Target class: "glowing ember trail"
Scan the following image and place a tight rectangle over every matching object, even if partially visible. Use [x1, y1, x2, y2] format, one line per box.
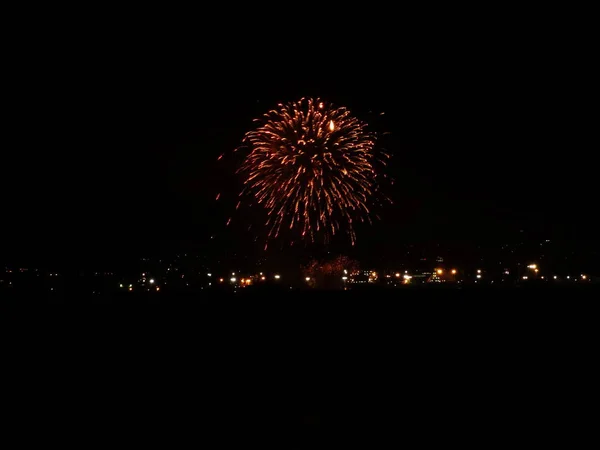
[236, 97, 389, 245]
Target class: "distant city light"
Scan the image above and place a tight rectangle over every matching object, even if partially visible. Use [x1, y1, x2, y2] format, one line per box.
[9, 244, 590, 295]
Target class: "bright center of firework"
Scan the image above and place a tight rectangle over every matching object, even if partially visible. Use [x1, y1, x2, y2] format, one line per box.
[239, 97, 379, 245]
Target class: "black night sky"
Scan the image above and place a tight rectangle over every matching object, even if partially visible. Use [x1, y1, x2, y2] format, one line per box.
[3, 15, 597, 271]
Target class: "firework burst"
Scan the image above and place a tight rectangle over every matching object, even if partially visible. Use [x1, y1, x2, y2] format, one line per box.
[237, 97, 389, 246]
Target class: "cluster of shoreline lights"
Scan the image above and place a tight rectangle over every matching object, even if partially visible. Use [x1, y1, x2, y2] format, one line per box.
[433, 264, 589, 283]
[117, 264, 590, 291]
[216, 272, 281, 286]
[119, 272, 283, 291]
[429, 264, 589, 283]
[119, 276, 160, 292]
[321, 265, 590, 285]
[521, 264, 588, 282]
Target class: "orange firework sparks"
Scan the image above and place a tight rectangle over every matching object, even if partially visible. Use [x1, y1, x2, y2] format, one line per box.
[237, 98, 388, 245]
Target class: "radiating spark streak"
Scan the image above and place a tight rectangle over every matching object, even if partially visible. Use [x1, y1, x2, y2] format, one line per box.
[237, 97, 388, 244]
